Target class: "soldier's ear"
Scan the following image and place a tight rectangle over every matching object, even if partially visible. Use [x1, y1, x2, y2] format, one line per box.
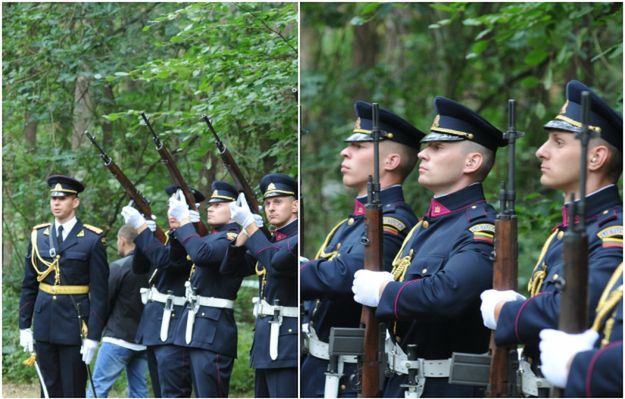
[463, 152, 482, 174]
[72, 196, 80, 209]
[383, 153, 401, 172]
[588, 145, 609, 172]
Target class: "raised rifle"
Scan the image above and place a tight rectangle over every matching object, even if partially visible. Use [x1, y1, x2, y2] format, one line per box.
[487, 99, 522, 397]
[141, 112, 208, 236]
[359, 103, 384, 397]
[202, 115, 270, 237]
[553, 91, 593, 396]
[84, 130, 167, 244]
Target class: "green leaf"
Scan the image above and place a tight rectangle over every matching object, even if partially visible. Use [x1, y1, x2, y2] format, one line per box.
[523, 48, 548, 66]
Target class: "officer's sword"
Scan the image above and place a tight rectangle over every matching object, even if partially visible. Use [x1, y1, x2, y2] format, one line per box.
[29, 354, 50, 399]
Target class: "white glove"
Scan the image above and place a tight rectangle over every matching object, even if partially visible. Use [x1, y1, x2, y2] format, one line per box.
[121, 206, 146, 229]
[480, 289, 526, 330]
[19, 328, 34, 353]
[189, 210, 200, 223]
[81, 338, 99, 365]
[145, 219, 157, 232]
[229, 193, 255, 228]
[253, 214, 264, 228]
[168, 197, 189, 222]
[352, 269, 394, 307]
[539, 329, 599, 388]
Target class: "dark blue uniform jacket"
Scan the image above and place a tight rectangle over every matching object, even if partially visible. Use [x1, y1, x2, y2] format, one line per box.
[496, 185, 623, 362]
[20, 220, 109, 344]
[224, 219, 298, 369]
[133, 228, 192, 346]
[171, 222, 243, 358]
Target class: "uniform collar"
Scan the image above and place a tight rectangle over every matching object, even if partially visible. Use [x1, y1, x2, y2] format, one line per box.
[213, 222, 240, 233]
[561, 184, 621, 227]
[273, 218, 298, 240]
[354, 185, 405, 216]
[55, 216, 77, 239]
[426, 183, 485, 218]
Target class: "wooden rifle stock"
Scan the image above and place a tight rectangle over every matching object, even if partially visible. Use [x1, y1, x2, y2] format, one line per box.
[84, 131, 167, 244]
[141, 113, 208, 236]
[359, 103, 383, 397]
[202, 115, 270, 237]
[487, 99, 520, 397]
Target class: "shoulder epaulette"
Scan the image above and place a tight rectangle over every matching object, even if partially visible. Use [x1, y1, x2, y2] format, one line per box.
[83, 224, 103, 234]
[32, 223, 50, 230]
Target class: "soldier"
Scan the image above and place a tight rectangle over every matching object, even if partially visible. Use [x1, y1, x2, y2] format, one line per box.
[539, 263, 622, 397]
[480, 80, 623, 395]
[300, 101, 423, 397]
[19, 175, 109, 397]
[167, 181, 243, 398]
[352, 96, 507, 397]
[226, 173, 299, 397]
[121, 186, 204, 397]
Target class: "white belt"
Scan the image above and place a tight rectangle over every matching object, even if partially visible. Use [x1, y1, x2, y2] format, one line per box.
[193, 295, 234, 309]
[519, 358, 551, 397]
[387, 342, 451, 377]
[307, 326, 357, 363]
[253, 297, 298, 318]
[147, 287, 186, 306]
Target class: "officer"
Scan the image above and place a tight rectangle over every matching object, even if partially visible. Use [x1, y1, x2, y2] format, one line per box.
[353, 96, 506, 397]
[167, 181, 243, 398]
[19, 175, 109, 397]
[226, 173, 299, 397]
[480, 80, 623, 395]
[121, 186, 204, 397]
[300, 101, 423, 397]
[539, 263, 622, 397]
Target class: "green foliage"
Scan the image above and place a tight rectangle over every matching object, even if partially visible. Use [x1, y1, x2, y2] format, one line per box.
[301, 2, 622, 285]
[2, 3, 296, 394]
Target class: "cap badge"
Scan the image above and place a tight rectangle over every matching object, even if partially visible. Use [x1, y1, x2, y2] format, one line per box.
[212, 190, 218, 197]
[54, 183, 63, 191]
[354, 117, 362, 130]
[559, 100, 569, 115]
[431, 114, 440, 129]
[267, 183, 277, 191]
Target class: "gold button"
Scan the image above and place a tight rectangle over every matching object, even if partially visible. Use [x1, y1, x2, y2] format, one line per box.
[387, 133, 394, 139]
[340, 384, 346, 391]
[423, 221, 429, 229]
[201, 312, 205, 316]
[557, 231, 564, 240]
[186, 255, 192, 261]
[396, 336, 401, 343]
[52, 295, 57, 300]
[552, 273, 559, 281]
[471, 205, 477, 209]
[422, 268, 428, 274]
[336, 243, 342, 250]
[288, 328, 293, 333]
[603, 210, 609, 214]
[348, 218, 354, 225]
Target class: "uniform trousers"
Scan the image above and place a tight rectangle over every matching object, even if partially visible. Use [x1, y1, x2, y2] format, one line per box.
[35, 341, 87, 398]
[151, 345, 192, 397]
[188, 347, 234, 398]
[255, 367, 297, 398]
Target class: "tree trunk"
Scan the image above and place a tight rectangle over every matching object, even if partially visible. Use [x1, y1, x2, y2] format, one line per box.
[72, 75, 95, 150]
[24, 110, 38, 153]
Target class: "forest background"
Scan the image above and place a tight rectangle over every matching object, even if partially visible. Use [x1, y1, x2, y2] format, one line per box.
[301, 2, 623, 288]
[2, 3, 297, 397]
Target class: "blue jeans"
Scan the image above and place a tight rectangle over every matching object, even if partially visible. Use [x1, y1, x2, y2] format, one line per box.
[86, 342, 148, 398]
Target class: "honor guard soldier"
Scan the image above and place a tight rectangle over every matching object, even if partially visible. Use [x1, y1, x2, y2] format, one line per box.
[19, 175, 109, 397]
[225, 173, 299, 397]
[353, 97, 507, 397]
[480, 80, 623, 396]
[121, 186, 204, 397]
[540, 262, 623, 397]
[300, 101, 423, 397]
[167, 181, 243, 398]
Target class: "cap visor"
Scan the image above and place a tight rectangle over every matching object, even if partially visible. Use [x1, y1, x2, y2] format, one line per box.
[421, 132, 465, 143]
[344, 133, 373, 143]
[543, 120, 579, 133]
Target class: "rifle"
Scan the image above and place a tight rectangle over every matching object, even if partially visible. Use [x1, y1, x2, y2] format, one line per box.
[84, 131, 167, 244]
[487, 99, 522, 397]
[359, 103, 384, 397]
[553, 91, 593, 396]
[202, 115, 270, 237]
[140, 113, 208, 236]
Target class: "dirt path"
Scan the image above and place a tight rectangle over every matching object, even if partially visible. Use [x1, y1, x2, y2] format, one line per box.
[3, 383, 40, 398]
